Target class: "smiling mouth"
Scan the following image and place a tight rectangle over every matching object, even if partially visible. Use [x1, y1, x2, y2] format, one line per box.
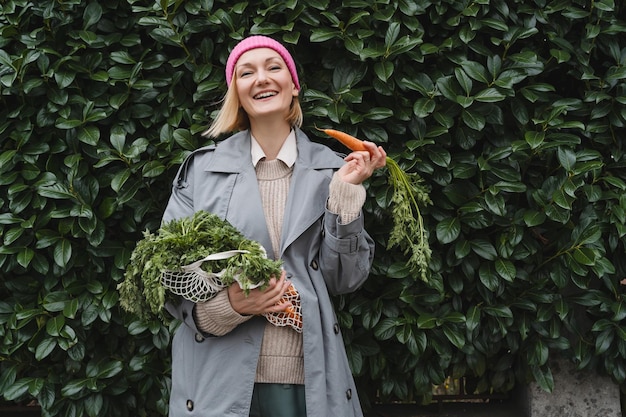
[254, 91, 278, 99]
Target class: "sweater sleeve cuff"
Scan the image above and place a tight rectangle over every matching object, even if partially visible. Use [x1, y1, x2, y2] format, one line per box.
[327, 172, 367, 224]
[193, 290, 252, 336]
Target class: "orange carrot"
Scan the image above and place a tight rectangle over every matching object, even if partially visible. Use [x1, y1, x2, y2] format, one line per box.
[316, 127, 368, 152]
[282, 305, 301, 325]
[279, 284, 302, 325]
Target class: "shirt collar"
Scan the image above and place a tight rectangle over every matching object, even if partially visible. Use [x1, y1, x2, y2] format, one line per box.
[250, 130, 297, 167]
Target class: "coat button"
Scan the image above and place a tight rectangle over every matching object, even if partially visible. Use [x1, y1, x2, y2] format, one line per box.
[333, 323, 340, 334]
[310, 259, 319, 270]
[186, 399, 194, 411]
[194, 333, 204, 343]
[346, 389, 352, 400]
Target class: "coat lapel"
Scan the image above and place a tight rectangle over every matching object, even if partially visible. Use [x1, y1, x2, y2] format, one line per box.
[280, 129, 344, 256]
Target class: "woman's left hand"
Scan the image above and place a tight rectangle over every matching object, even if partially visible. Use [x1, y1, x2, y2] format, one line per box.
[337, 141, 387, 185]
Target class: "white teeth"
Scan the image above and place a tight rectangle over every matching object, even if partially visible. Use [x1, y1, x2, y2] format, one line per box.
[254, 91, 277, 99]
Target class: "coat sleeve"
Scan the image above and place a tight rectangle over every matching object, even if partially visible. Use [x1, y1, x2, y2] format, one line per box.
[320, 210, 374, 295]
[319, 174, 375, 295]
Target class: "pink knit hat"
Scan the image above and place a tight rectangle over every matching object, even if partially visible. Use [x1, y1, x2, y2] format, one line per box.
[225, 35, 300, 90]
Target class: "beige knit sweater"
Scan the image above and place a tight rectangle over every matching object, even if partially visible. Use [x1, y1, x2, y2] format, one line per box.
[194, 158, 366, 384]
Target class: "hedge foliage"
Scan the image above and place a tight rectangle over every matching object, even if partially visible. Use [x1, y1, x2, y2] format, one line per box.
[1, 0, 626, 415]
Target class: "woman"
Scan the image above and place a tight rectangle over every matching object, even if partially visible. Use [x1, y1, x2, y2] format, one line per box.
[162, 35, 386, 417]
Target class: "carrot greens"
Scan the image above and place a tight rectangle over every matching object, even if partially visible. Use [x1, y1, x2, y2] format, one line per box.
[384, 157, 432, 282]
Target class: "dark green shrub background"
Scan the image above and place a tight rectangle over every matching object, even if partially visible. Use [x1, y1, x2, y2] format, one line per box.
[1, 0, 626, 415]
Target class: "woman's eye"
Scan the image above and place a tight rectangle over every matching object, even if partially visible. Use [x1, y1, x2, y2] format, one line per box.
[240, 71, 252, 77]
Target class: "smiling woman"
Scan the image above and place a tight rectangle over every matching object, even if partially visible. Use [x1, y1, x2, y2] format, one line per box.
[160, 35, 387, 417]
[203, 36, 303, 138]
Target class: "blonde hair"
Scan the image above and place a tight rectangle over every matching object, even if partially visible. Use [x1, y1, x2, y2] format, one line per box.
[203, 76, 303, 138]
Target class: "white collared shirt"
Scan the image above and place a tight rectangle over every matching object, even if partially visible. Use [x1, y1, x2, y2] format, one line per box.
[251, 130, 297, 167]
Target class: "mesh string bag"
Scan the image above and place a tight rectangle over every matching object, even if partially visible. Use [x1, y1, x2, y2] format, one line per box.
[161, 249, 303, 332]
[161, 249, 253, 302]
[263, 283, 303, 333]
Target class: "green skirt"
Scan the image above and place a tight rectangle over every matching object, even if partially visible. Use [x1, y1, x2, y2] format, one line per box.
[249, 383, 306, 417]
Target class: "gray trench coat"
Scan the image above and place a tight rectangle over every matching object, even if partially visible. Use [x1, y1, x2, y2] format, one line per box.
[162, 128, 375, 417]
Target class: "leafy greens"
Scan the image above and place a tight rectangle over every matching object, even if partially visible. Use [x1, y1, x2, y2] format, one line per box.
[118, 210, 283, 321]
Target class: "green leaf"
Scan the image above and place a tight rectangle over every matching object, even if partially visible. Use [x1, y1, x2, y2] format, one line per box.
[531, 365, 554, 392]
[364, 107, 393, 120]
[550, 48, 571, 64]
[557, 147, 576, 171]
[460, 60, 490, 84]
[61, 378, 91, 398]
[471, 239, 497, 260]
[595, 329, 614, 355]
[479, 263, 500, 291]
[17, 248, 34, 268]
[436, 76, 459, 101]
[310, 28, 342, 42]
[111, 169, 131, 193]
[172, 128, 195, 149]
[386, 262, 411, 279]
[523, 210, 546, 227]
[416, 314, 437, 329]
[428, 146, 452, 167]
[46, 314, 65, 336]
[443, 323, 465, 349]
[42, 291, 70, 312]
[85, 394, 104, 417]
[142, 161, 166, 178]
[525, 131, 545, 148]
[78, 126, 100, 145]
[461, 109, 486, 131]
[484, 191, 505, 216]
[374, 61, 394, 82]
[413, 98, 435, 118]
[54, 71, 75, 89]
[53, 239, 72, 267]
[572, 247, 596, 266]
[38, 183, 75, 200]
[83, 2, 103, 29]
[436, 217, 460, 244]
[495, 258, 516, 282]
[475, 87, 506, 102]
[466, 305, 480, 332]
[35, 338, 57, 361]
[4, 378, 30, 401]
[109, 51, 136, 65]
[384, 22, 400, 48]
[0, 365, 17, 395]
[455, 67, 473, 95]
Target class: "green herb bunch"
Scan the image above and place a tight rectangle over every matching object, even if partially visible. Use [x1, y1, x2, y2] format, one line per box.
[118, 210, 283, 321]
[385, 158, 433, 282]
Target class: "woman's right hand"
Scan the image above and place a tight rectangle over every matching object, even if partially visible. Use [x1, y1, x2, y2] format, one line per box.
[337, 140, 387, 185]
[228, 269, 292, 315]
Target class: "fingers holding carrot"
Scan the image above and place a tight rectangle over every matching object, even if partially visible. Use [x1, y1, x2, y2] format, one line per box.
[346, 140, 387, 170]
[317, 127, 387, 184]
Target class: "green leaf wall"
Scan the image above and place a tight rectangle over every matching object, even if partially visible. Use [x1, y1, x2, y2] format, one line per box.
[1, 0, 626, 414]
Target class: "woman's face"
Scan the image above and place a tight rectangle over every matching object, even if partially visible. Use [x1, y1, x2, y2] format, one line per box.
[234, 48, 299, 123]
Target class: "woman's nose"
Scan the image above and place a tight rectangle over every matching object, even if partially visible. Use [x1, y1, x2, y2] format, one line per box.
[256, 69, 268, 83]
